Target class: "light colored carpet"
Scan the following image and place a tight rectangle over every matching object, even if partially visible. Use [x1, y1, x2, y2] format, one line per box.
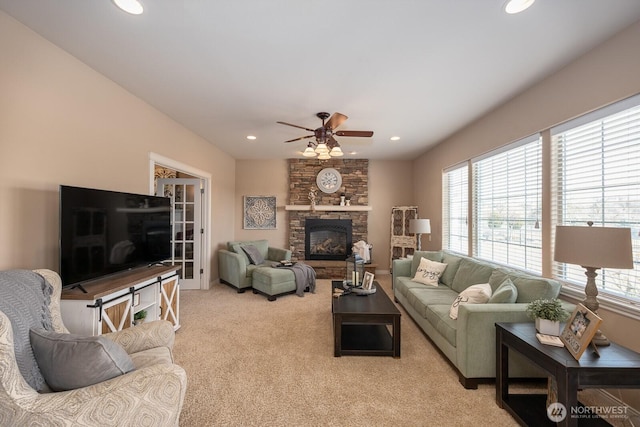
[174, 275, 522, 426]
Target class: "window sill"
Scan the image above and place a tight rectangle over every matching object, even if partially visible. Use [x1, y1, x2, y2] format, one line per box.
[559, 283, 640, 321]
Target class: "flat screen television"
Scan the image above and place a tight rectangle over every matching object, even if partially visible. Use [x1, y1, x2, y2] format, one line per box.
[59, 185, 171, 288]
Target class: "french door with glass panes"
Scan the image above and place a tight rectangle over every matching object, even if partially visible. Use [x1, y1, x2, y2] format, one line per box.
[156, 178, 203, 289]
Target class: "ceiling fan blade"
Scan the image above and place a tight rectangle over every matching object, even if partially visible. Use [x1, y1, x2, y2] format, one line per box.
[277, 121, 315, 132]
[325, 113, 348, 130]
[327, 135, 339, 148]
[284, 135, 314, 143]
[335, 130, 374, 138]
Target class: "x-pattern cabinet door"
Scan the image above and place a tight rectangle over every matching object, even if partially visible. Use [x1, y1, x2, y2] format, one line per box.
[160, 275, 180, 330]
[100, 294, 132, 335]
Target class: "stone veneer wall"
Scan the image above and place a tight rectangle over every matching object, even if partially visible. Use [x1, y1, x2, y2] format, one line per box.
[288, 159, 368, 261]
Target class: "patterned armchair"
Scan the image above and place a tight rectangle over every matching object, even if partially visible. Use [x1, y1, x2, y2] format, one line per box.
[0, 269, 187, 426]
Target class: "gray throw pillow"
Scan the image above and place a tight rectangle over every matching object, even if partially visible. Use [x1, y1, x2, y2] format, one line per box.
[30, 328, 135, 392]
[242, 245, 264, 265]
[488, 278, 518, 303]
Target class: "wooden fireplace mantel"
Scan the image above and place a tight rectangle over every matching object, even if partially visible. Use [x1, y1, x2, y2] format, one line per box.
[284, 205, 372, 212]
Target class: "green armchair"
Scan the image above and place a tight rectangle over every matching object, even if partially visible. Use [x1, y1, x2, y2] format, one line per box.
[218, 240, 291, 292]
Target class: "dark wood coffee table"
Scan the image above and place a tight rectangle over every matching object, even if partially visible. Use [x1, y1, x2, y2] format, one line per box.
[331, 280, 401, 358]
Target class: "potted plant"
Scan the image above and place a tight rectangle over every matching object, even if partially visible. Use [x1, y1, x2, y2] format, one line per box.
[133, 309, 147, 326]
[526, 299, 569, 336]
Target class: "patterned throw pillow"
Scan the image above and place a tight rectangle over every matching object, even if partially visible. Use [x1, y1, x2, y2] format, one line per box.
[412, 258, 448, 286]
[449, 283, 492, 320]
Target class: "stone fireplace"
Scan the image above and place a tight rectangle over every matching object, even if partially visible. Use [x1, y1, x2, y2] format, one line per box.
[287, 159, 369, 272]
[305, 219, 352, 260]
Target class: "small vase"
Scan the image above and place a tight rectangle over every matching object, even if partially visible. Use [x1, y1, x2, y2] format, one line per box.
[536, 318, 560, 336]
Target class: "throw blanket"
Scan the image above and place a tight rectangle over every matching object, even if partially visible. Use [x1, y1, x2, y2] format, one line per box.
[0, 270, 53, 391]
[274, 263, 316, 297]
[353, 240, 372, 263]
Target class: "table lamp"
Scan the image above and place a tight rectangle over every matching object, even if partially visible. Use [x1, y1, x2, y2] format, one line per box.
[409, 219, 431, 251]
[554, 222, 633, 346]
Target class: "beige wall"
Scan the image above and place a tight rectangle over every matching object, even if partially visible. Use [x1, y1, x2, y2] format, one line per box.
[0, 11, 236, 282]
[235, 159, 414, 271]
[413, 20, 640, 408]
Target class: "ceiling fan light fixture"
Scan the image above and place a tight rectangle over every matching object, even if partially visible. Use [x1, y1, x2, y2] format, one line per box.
[329, 146, 344, 157]
[504, 0, 535, 14]
[317, 152, 331, 160]
[303, 145, 317, 157]
[315, 143, 329, 154]
[113, 0, 144, 15]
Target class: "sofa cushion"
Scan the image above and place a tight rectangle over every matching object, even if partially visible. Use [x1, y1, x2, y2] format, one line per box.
[394, 277, 436, 298]
[488, 278, 518, 303]
[451, 258, 495, 293]
[30, 328, 135, 392]
[440, 252, 463, 287]
[425, 305, 458, 347]
[508, 272, 561, 303]
[410, 251, 442, 277]
[231, 244, 251, 265]
[241, 245, 265, 265]
[412, 258, 447, 286]
[488, 268, 512, 292]
[407, 287, 459, 318]
[449, 283, 492, 320]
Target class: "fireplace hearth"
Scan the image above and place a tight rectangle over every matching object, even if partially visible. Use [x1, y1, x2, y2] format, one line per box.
[305, 219, 352, 261]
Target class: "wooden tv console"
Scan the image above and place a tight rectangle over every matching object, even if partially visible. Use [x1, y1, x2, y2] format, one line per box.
[61, 265, 180, 336]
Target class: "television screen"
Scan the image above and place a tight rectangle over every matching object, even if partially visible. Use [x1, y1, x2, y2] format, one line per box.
[60, 185, 171, 287]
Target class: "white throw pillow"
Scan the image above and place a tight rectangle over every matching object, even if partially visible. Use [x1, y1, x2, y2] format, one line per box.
[412, 258, 448, 286]
[449, 283, 492, 320]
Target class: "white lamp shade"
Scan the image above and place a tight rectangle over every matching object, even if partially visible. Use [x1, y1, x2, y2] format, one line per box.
[554, 225, 633, 269]
[302, 146, 317, 157]
[317, 152, 331, 160]
[315, 143, 329, 154]
[329, 146, 344, 157]
[409, 219, 431, 234]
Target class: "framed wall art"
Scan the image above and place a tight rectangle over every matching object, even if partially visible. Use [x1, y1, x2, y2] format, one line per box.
[559, 303, 602, 361]
[243, 196, 277, 230]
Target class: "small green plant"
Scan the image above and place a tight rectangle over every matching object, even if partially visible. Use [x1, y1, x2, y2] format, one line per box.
[526, 299, 569, 322]
[134, 309, 147, 321]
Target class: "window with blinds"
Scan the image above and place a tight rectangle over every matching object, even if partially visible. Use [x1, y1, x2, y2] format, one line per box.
[442, 164, 468, 254]
[473, 137, 542, 273]
[552, 96, 640, 302]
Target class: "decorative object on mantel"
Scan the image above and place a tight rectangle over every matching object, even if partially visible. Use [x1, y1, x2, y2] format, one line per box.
[409, 218, 431, 251]
[554, 222, 633, 346]
[308, 188, 317, 211]
[340, 194, 346, 206]
[345, 198, 351, 206]
[243, 196, 277, 229]
[316, 168, 342, 193]
[526, 298, 569, 336]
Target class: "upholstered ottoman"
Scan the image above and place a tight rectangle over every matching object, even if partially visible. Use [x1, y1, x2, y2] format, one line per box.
[252, 267, 296, 301]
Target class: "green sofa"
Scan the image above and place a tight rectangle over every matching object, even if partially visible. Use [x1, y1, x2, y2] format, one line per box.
[393, 250, 571, 389]
[218, 240, 291, 292]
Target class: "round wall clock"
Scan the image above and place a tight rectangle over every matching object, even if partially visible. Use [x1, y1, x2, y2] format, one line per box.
[316, 168, 342, 193]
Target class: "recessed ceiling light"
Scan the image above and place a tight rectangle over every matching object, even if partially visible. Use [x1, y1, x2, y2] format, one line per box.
[504, 0, 535, 14]
[246, 135, 257, 140]
[390, 136, 401, 141]
[113, 0, 144, 15]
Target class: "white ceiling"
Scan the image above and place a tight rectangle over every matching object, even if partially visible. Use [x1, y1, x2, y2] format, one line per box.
[2, 1, 640, 160]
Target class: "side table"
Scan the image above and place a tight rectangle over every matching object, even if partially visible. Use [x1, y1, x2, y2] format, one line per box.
[496, 322, 640, 426]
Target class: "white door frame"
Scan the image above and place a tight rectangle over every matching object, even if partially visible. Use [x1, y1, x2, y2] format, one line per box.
[149, 152, 212, 290]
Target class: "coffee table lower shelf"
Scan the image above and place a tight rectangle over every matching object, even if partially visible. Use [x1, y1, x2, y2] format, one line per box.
[339, 324, 394, 356]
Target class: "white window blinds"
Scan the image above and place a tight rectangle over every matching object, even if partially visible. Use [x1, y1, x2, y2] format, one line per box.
[443, 164, 468, 254]
[552, 96, 640, 302]
[473, 137, 542, 273]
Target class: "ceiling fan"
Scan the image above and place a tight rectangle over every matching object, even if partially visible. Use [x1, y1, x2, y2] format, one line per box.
[277, 112, 374, 158]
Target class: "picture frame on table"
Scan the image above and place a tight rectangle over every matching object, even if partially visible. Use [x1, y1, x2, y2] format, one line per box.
[559, 303, 602, 361]
[362, 271, 375, 290]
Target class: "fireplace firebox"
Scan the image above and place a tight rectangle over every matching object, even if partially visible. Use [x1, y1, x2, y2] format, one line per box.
[305, 219, 352, 261]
